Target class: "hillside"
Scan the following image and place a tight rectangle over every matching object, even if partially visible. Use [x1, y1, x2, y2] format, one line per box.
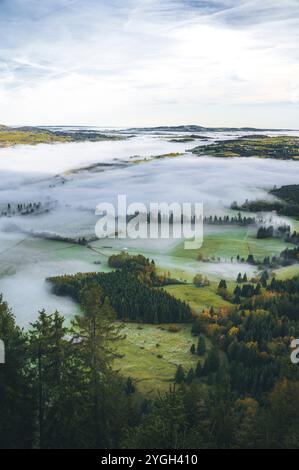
[191, 136, 299, 160]
[0, 125, 126, 147]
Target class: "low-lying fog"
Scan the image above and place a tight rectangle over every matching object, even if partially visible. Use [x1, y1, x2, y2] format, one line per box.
[0, 130, 298, 325]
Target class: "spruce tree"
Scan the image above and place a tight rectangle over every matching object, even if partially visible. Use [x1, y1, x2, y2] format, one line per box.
[175, 365, 185, 384]
[0, 297, 34, 449]
[197, 335, 206, 356]
[186, 368, 195, 385]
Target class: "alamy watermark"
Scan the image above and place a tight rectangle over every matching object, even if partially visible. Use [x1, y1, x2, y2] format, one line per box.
[95, 195, 203, 250]
[291, 339, 299, 365]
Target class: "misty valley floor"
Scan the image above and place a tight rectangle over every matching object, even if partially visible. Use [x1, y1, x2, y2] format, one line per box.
[0, 128, 299, 390]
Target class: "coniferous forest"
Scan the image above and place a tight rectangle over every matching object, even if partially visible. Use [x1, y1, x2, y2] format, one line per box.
[1, 253, 299, 449]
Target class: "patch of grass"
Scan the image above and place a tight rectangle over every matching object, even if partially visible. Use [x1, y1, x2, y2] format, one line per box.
[162, 284, 232, 312]
[274, 264, 299, 280]
[0, 129, 69, 147]
[114, 322, 208, 394]
[131, 152, 184, 164]
[172, 227, 289, 261]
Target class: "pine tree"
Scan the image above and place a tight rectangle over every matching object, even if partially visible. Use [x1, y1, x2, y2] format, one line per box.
[195, 361, 202, 378]
[197, 335, 206, 356]
[175, 365, 185, 384]
[29, 309, 75, 449]
[0, 297, 34, 449]
[203, 348, 220, 376]
[186, 368, 195, 385]
[218, 280, 227, 290]
[72, 282, 123, 448]
[125, 377, 136, 395]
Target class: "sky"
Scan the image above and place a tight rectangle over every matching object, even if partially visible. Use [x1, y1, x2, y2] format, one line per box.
[0, 0, 298, 128]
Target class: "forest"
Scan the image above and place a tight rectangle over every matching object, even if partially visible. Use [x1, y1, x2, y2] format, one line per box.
[1, 252, 298, 449]
[231, 184, 299, 219]
[1, 267, 299, 448]
[48, 254, 192, 324]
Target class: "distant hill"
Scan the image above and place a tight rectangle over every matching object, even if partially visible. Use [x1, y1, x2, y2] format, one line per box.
[123, 125, 289, 133]
[0, 125, 126, 147]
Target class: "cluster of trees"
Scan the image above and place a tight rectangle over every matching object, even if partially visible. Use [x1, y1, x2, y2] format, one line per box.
[193, 274, 210, 288]
[189, 304, 298, 401]
[231, 199, 284, 214]
[285, 230, 299, 245]
[187, 269, 299, 402]
[132, 212, 255, 227]
[0, 290, 135, 449]
[49, 260, 192, 324]
[256, 224, 299, 244]
[124, 379, 299, 449]
[0, 202, 46, 217]
[230, 244, 299, 269]
[233, 283, 261, 301]
[257, 226, 274, 239]
[231, 185, 299, 220]
[217, 271, 299, 317]
[190, 334, 206, 356]
[204, 213, 255, 226]
[108, 253, 182, 287]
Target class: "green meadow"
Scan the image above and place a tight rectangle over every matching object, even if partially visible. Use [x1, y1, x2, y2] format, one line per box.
[162, 283, 232, 312]
[172, 227, 289, 261]
[114, 322, 209, 394]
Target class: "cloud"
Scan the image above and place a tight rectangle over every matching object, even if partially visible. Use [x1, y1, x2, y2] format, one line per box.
[0, 0, 298, 126]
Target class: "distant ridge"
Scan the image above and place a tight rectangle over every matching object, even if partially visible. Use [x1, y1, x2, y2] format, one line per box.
[122, 125, 292, 133]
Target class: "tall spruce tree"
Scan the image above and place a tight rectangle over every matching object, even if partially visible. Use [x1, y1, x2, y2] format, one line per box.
[0, 297, 34, 449]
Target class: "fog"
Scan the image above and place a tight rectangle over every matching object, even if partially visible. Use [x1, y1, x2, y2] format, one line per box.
[0, 131, 298, 325]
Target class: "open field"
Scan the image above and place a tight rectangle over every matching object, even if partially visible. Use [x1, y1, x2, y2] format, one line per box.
[162, 283, 232, 312]
[114, 322, 208, 394]
[274, 264, 299, 280]
[172, 227, 289, 261]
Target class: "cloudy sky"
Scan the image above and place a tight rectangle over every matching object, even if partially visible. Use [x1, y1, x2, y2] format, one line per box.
[0, 0, 298, 127]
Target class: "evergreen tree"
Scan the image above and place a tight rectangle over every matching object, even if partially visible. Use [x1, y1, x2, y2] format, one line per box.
[195, 361, 202, 378]
[175, 365, 185, 384]
[124, 377, 136, 395]
[197, 335, 206, 356]
[0, 297, 34, 449]
[186, 368, 195, 385]
[203, 348, 220, 376]
[72, 282, 123, 448]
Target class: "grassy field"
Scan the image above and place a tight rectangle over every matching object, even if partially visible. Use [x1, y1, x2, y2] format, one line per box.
[162, 283, 232, 312]
[114, 322, 208, 394]
[0, 129, 69, 147]
[172, 227, 289, 262]
[274, 264, 299, 280]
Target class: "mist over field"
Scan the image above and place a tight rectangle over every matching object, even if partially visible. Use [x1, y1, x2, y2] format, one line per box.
[0, 130, 299, 325]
